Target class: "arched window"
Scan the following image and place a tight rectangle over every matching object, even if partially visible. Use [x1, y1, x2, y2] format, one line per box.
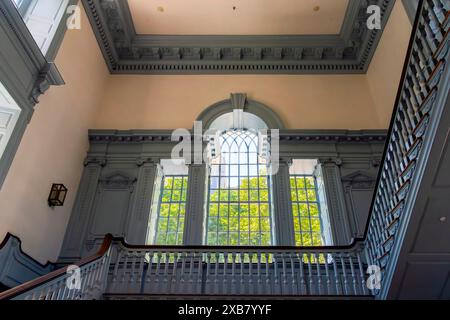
[206, 129, 272, 246]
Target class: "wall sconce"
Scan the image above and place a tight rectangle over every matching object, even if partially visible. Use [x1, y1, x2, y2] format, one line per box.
[48, 184, 67, 207]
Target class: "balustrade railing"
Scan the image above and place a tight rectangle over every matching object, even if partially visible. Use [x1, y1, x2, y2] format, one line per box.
[0, 235, 113, 300]
[105, 241, 369, 297]
[364, 0, 449, 295]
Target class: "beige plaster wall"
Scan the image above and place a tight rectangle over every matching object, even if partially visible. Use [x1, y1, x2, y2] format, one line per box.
[94, 74, 381, 130]
[367, 0, 412, 125]
[0, 8, 109, 263]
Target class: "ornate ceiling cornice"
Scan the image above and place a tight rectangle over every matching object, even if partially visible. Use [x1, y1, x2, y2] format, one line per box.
[82, 0, 395, 74]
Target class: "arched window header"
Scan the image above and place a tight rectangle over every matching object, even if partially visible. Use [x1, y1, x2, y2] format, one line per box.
[196, 93, 285, 130]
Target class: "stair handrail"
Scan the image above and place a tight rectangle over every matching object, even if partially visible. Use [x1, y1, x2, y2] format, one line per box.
[362, 0, 450, 295]
[0, 234, 113, 300]
[111, 236, 366, 252]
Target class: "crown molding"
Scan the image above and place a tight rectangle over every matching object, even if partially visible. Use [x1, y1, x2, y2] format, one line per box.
[82, 0, 395, 74]
[88, 129, 387, 144]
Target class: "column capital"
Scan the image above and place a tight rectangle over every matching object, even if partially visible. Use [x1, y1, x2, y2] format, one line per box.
[83, 157, 106, 167]
[278, 157, 293, 166]
[188, 162, 208, 168]
[136, 157, 159, 167]
[318, 157, 343, 166]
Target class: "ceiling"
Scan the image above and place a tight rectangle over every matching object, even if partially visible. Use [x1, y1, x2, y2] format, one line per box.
[82, 0, 396, 74]
[128, 0, 349, 35]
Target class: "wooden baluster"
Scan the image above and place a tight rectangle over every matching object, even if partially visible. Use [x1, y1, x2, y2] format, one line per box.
[349, 254, 358, 295]
[111, 249, 122, 291]
[419, 25, 435, 58]
[137, 251, 145, 293]
[197, 252, 203, 294]
[281, 252, 287, 294]
[180, 251, 187, 294]
[240, 253, 245, 294]
[333, 253, 341, 295]
[86, 263, 97, 298]
[324, 253, 331, 295]
[184, 252, 192, 294]
[265, 253, 271, 295]
[29, 290, 38, 301]
[155, 252, 162, 290]
[431, 0, 446, 24]
[49, 283, 59, 300]
[171, 252, 179, 293]
[58, 276, 69, 300]
[426, 6, 443, 42]
[205, 252, 212, 293]
[120, 252, 129, 292]
[357, 251, 368, 295]
[416, 38, 435, 72]
[289, 252, 297, 294]
[144, 251, 154, 293]
[423, 16, 440, 51]
[91, 260, 103, 296]
[307, 253, 314, 295]
[248, 253, 253, 294]
[231, 252, 237, 294]
[315, 253, 322, 295]
[223, 252, 228, 294]
[411, 53, 428, 87]
[214, 252, 220, 294]
[82, 264, 95, 299]
[54, 279, 66, 300]
[257, 252, 262, 294]
[297, 253, 306, 295]
[129, 251, 137, 292]
[42, 285, 51, 300]
[163, 252, 170, 291]
[273, 253, 279, 294]
[340, 254, 349, 295]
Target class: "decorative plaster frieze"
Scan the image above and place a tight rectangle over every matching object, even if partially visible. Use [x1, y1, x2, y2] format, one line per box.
[82, 0, 395, 74]
[88, 130, 387, 144]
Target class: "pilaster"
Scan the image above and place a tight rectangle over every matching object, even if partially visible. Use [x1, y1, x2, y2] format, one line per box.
[125, 158, 159, 244]
[183, 163, 207, 245]
[58, 157, 105, 262]
[271, 158, 295, 246]
[318, 158, 352, 245]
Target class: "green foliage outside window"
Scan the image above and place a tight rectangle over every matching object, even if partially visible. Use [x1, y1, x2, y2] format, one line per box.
[154, 176, 188, 245]
[206, 129, 272, 246]
[207, 176, 272, 246]
[290, 175, 323, 246]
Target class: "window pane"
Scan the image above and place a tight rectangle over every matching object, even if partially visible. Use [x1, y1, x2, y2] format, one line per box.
[153, 175, 188, 245]
[207, 130, 272, 245]
[290, 174, 324, 247]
